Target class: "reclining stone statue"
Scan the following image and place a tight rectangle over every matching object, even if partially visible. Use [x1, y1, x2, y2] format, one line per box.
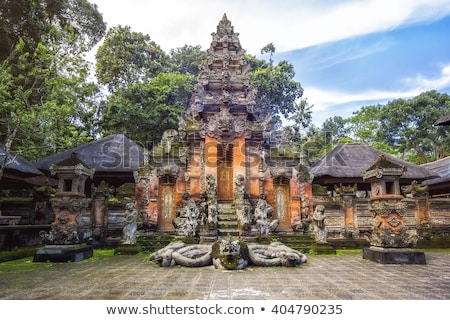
[149, 238, 307, 270]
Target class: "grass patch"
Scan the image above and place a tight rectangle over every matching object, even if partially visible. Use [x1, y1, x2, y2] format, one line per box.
[0, 246, 38, 263]
[335, 248, 363, 256]
[114, 244, 143, 255]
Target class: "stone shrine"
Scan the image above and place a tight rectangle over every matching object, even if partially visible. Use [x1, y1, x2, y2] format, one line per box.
[135, 14, 310, 241]
[34, 153, 94, 262]
[362, 155, 426, 264]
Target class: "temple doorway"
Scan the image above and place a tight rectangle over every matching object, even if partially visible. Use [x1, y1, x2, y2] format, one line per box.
[274, 179, 290, 230]
[217, 143, 234, 201]
[158, 178, 176, 230]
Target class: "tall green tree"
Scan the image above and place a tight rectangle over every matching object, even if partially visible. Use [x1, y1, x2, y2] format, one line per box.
[0, 0, 106, 169]
[346, 104, 399, 155]
[0, 0, 106, 60]
[247, 43, 307, 128]
[321, 116, 350, 145]
[100, 72, 194, 145]
[169, 45, 206, 77]
[95, 26, 196, 144]
[300, 116, 352, 163]
[95, 25, 169, 92]
[377, 90, 450, 163]
[0, 38, 100, 163]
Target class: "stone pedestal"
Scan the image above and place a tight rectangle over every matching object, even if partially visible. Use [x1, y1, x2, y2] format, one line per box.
[310, 242, 336, 255]
[34, 244, 93, 262]
[363, 247, 426, 264]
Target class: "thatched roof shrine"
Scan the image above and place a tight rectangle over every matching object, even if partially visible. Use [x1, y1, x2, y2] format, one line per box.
[310, 143, 438, 186]
[0, 146, 44, 188]
[35, 134, 143, 173]
[35, 134, 144, 186]
[421, 156, 450, 196]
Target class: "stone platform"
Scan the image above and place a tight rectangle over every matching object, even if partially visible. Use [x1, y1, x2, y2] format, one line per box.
[362, 246, 426, 264]
[33, 244, 93, 262]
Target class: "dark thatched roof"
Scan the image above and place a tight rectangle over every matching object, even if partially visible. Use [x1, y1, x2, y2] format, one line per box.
[0, 146, 43, 177]
[421, 156, 450, 186]
[35, 134, 144, 173]
[434, 112, 450, 126]
[310, 143, 438, 182]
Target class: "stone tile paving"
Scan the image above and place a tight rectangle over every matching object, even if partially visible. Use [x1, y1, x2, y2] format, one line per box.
[0, 249, 448, 300]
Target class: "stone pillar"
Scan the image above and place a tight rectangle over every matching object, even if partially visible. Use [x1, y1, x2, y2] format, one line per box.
[91, 180, 110, 243]
[335, 184, 360, 239]
[134, 169, 158, 231]
[32, 184, 56, 225]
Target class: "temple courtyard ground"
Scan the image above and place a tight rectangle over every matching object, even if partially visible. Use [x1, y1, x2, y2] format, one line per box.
[0, 248, 448, 300]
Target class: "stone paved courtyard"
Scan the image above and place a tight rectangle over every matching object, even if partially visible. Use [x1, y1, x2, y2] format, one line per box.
[0, 249, 449, 300]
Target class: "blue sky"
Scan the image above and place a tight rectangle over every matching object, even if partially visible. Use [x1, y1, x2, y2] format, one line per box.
[89, 0, 450, 125]
[280, 14, 450, 125]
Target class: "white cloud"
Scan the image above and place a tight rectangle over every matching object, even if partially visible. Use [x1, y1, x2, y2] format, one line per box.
[306, 62, 450, 124]
[402, 63, 450, 92]
[90, 0, 450, 54]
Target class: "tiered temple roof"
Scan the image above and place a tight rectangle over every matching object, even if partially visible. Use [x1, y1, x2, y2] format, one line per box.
[179, 14, 270, 144]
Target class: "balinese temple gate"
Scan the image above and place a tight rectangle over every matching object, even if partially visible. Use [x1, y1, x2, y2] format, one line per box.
[134, 14, 311, 241]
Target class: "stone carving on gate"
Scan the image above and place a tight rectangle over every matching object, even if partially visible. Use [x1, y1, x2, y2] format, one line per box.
[254, 193, 278, 236]
[362, 155, 422, 252]
[312, 204, 328, 243]
[203, 174, 218, 230]
[173, 193, 200, 237]
[200, 106, 249, 142]
[401, 180, 429, 198]
[39, 153, 93, 245]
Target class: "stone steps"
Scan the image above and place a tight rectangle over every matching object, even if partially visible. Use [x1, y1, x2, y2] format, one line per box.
[136, 232, 174, 252]
[217, 202, 239, 237]
[272, 233, 316, 253]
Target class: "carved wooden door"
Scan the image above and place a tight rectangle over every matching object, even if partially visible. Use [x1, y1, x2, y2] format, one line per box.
[217, 144, 234, 201]
[158, 184, 176, 230]
[274, 184, 290, 229]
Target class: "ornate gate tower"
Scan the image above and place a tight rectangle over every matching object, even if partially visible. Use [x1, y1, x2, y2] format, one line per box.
[137, 15, 310, 238]
[179, 14, 265, 202]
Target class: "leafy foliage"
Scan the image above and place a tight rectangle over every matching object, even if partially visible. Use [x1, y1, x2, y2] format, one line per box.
[100, 72, 194, 145]
[0, 0, 106, 59]
[247, 44, 307, 128]
[95, 25, 169, 92]
[333, 90, 450, 164]
[377, 90, 450, 163]
[0, 38, 99, 162]
[0, 0, 105, 167]
[94, 25, 198, 145]
[169, 45, 206, 76]
[2, 3, 449, 179]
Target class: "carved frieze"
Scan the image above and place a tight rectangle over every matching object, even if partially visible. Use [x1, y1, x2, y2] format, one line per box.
[201, 106, 249, 142]
[368, 200, 407, 217]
